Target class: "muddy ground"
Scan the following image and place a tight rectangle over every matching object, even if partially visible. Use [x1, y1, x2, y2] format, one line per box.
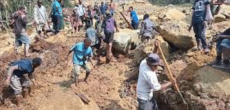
[1, 1, 230, 110]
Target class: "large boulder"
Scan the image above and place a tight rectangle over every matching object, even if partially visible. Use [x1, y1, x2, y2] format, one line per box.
[165, 9, 186, 21]
[113, 29, 140, 53]
[214, 14, 226, 23]
[156, 21, 196, 50]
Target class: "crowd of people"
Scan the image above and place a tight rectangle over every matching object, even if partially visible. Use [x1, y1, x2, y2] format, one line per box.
[3, 0, 230, 110]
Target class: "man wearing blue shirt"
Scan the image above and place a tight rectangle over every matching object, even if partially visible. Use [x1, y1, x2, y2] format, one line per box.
[100, 1, 108, 16]
[51, 0, 62, 34]
[5, 58, 42, 109]
[188, 0, 212, 53]
[67, 38, 94, 86]
[129, 6, 139, 30]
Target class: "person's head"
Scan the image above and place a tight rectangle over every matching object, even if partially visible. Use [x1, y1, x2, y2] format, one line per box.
[18, 6, 27, 14]
[146, 53, 160, 71]
[32, 57, 42, 68]
[57, 0, 62, 3]
[110, 0, 113, 3]
[101, 1, 104, 5]
[37, 0, 42, 7]
[84, 38, 92, 48]
[129, 6, 133, 12]
[87, 5, 92, 10]
[79, 0, 82, 4]
[105, 10, 111, 16]
[143, 14, 149, 20]
[94, 4, 98, 9]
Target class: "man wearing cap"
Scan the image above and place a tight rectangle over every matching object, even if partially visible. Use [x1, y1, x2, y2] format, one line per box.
[66, 38, 95, 86]
[137, 43, 172, 110]
[34, 0, 48, 38]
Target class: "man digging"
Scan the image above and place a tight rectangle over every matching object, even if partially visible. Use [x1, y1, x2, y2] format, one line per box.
[137, 42, 172, 110]
[67, 38, 95, 87]
[5, 58, 42, 109]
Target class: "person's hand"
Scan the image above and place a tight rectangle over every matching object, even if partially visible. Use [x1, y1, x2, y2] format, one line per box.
[188, 25, 192, 32]
[216, 35, 222, 40]
[154, 40, 160, 48]
[5, 80, 10, 86]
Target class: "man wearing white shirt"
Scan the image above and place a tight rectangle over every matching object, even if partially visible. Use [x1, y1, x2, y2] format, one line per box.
[34, 0, 48, 38]
[76, 0, 85, 29]
[137, 43, 172, 110]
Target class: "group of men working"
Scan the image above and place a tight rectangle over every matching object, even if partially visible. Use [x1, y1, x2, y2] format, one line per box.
[4, 0, 230, 110]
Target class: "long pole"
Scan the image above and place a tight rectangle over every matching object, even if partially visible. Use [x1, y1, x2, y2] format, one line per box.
[157, 40, 188, 107]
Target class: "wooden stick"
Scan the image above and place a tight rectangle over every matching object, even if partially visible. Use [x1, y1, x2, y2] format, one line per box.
[157, 40, 188, 106]
[120, 12, 134, 29]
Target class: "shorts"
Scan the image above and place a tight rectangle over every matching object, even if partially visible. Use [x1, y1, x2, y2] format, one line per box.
[137, 98, 158, 110]
[37, 23, 45, 32]
[73, 64, 91, 79]
[15, 34, 30, 47]
[10, 75, 30, 95]
[104, 32, 114, 44]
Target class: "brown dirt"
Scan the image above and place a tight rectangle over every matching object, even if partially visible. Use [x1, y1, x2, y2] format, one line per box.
[1, 1, 230, 110]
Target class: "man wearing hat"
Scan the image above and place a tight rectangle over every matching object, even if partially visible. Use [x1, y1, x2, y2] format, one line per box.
[137, 43, 172, 110]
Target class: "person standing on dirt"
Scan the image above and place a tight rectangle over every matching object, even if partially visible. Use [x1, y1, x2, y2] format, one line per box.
[188, 0, 213, 53]
[66, 38, 94, 86]
[108, 0, 116, 16]
[129, 6, 139, 30]
[84, 5, 94, 29]
[5, 58, 42, 109]
[86, 21, 100, 53]
[137, 43, 172, 110]
[34, 0, 49, 39]
[212, 28, 230, 69]
[13, 6, 30, 57]
[76, 0, 86, 31]
[140, 14, 158, 42]
[102, 10, 119, 63]
[100, 1, 108, 16]
[50, 0, 62, 34]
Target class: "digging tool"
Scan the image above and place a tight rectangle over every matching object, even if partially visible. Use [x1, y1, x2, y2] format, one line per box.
[156, 40, 188, 107]
[71, 84, 90, 104]
[120, 12, 134, 30]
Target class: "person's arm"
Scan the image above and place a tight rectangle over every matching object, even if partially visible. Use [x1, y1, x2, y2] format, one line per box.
[22, 15, 28, 25]
[218, 35, 230, 39]
[34, 6, 39, 24]
[140, 22, 145, 34]
[5, 65, 19, 86]
[28, 73, 36, 86]
[188, 10, 194, 32]
[114, 19, 119, 32]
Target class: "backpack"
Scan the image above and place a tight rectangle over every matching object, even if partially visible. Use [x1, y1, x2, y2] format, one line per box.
[103, 17, 115, 33]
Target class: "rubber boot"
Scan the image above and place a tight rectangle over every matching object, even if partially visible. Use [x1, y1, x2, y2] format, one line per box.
[196, 40, 202, 50]
[215, 55, 222, 65]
